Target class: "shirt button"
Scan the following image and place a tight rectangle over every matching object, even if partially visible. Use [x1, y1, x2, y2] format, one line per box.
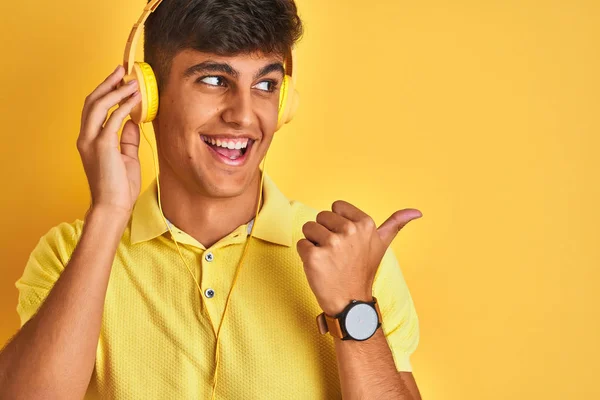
[205, 252, 214, 262]
[205, 288, 215, 298]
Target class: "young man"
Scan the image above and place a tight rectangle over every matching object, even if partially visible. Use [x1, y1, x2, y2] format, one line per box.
[0, 0, 423, 398]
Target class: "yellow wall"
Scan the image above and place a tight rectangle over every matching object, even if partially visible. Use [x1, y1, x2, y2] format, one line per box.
[1, 1, 598, 398]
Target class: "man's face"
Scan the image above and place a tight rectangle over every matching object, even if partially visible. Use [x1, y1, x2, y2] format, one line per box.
[153, 49, 285, 198]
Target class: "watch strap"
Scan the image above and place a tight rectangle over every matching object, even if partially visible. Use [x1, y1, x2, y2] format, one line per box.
[317, 313, 344, 338]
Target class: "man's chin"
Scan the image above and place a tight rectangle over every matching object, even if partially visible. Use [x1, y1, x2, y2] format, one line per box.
[195, 171, 255, 199]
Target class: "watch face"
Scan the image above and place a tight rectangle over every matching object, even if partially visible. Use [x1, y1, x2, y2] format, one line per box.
[344, 303, 379, 340]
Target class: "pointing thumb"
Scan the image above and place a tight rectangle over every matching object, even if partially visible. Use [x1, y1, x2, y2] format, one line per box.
[377, 209, 423, 248]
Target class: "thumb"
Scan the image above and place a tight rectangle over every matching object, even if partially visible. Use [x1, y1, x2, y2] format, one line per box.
[377, 208, 423, 248]
[120, 120, 141, 160]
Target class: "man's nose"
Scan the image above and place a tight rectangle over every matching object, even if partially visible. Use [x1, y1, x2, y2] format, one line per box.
[222, 88, 254, 129]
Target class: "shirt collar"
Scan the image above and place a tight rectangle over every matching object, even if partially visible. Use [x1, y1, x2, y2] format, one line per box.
[165, 218, 255, 235]
[129, 172, 293, 247]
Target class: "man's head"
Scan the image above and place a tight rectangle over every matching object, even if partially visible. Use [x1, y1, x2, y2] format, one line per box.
[143, 0, 303, 199]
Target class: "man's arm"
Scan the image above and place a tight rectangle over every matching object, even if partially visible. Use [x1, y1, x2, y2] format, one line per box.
[335, 330, 421, 399]
[0, 207, 129, 400]
[0, 64, 142, 399]
[333, 246, 422, 399]
[400, 371, 421, 400]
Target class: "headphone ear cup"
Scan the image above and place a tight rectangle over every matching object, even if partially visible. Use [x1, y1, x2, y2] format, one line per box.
[276, 75, 300, 131]
[127, 62, 159, 124]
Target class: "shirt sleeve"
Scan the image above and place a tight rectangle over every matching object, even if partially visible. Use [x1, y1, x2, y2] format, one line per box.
[373, 247, 420, 372]
[15, 220, 83, 328]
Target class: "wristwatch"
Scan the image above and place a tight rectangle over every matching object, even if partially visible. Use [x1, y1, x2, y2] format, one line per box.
[316, 297, 382, 341]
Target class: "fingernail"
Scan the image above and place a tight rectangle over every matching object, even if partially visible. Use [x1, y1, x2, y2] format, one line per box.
[127, 80, 138, 86]
[114, 65, 122, 73]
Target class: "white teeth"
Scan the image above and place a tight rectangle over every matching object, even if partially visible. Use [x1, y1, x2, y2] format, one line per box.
[202, 136, 251, 150]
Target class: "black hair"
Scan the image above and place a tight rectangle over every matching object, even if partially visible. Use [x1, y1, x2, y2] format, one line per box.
[144, 0, 304, 91]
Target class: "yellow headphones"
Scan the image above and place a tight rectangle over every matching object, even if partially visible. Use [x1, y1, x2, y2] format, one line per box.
[120, 0, 299, 130]
[118, 1, 299, 398]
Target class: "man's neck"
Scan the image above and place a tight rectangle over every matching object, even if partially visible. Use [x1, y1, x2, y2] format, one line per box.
[157, 171, 263, 249]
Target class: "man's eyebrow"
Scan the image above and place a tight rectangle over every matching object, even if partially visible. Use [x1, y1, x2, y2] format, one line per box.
[183, 61, 239, 79]
[182, 61, 285, 80]
[253, 62, 285, 80]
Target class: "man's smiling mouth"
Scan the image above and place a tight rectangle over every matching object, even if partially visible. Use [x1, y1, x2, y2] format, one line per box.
[200, 134, 256, 166]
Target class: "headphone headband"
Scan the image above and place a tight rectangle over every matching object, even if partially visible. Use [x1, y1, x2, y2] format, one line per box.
[285, 48, 296, 85]
[123, 0, 164, 75]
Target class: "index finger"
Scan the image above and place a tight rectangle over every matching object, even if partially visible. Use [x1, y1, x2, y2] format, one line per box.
[331, 200, 371, 223]
[80, 65, 126, 128]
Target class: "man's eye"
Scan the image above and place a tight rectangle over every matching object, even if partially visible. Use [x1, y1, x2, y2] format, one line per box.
[254, 81, 276, 92]
[198, 76, 225, 86]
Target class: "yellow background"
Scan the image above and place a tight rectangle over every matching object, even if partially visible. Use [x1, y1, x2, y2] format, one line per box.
[1, 0, 598, 398]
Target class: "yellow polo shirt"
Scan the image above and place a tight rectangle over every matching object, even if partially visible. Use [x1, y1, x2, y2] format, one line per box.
[15, 173, 419, 399]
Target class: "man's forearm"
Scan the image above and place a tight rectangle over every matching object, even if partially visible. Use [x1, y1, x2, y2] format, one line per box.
[335, 329, 413, 399]
[0, 206, 129, 400]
